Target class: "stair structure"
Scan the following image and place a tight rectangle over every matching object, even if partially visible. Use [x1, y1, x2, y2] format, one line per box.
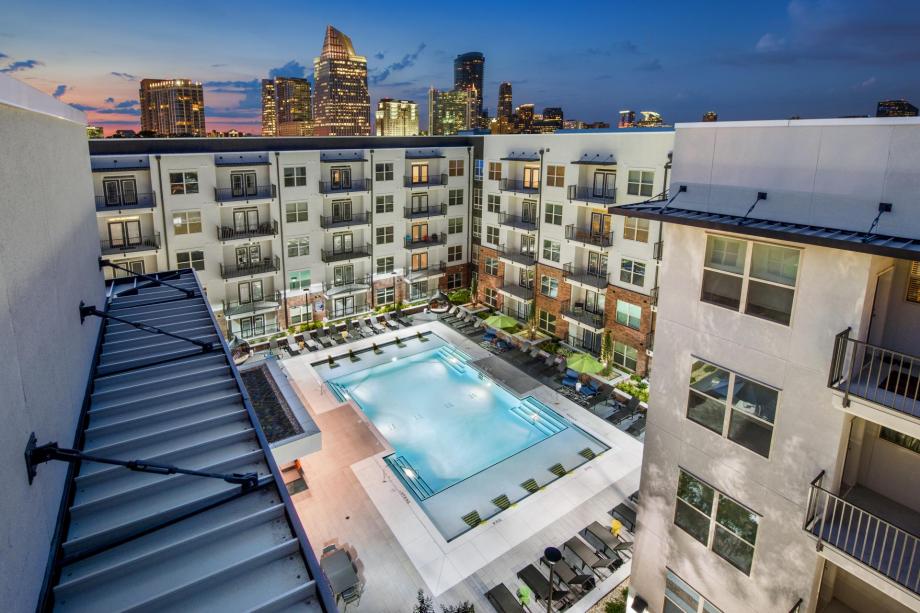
[508, 397, 568, 437]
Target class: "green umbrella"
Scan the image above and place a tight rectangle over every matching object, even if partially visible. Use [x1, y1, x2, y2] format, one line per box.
[484, 313, 518, 330]
[566, 352, 605, 374]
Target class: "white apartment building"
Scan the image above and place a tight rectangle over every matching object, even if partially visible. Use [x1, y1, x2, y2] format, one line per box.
[90, 138, 475, 341]
[622, 119, 920, 613]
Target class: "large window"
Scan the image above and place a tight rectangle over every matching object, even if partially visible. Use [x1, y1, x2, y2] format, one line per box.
[288, 270, 311, 291]
[283, 166, 306, 187]
[472, 217, 481, 239]
[376, 256, 394, 274]
[538, 309, 556, 334]
[546, 165, 565, 187]
[376, 226, 394, 245]
[176, 249, 204, 271]
[173, 210, 202, 235]
[623, 217, 650, 242]
[613, 341, 638, 371]
[448, 217, 463, 234]
[285, 201, 308, 222]
[449, 188, 464, 206]
[687, 359, 778, 458]
[616, 300, 642, 329]
[447, 272, 463, 290]
[675, 470, 759, 575]
[169, 171, 199, 195]
[487, 194, 501, 213]
[473, 188, 482, 211]
[626, 169, 654, 197]
[375, 162, 393, 182]
[449, 159, 464, 176]
[376, 286, 395, 305]
[880, 427, 920, 453]
[541, 275, 558, 298]
[701, 236, 800, 326]
[483, 256, 499, 276]
[289, 304, 311, 325]
[543, 239, 560, 262]
[287, 237, 310, 257]
[488, 161, 502, 181]
[664, 569, 723, 613]
[448, 245, 462, 262]
[474, 159, 484, 181]
[620, 258, 646, 287]
[544, 202, 562, 225]
[375, 194, 394, 213]
[486, 226, 500, 245]
[483, 287, 498, 307]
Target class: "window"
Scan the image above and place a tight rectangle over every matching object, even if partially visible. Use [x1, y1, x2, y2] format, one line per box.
[285, 201, 308, 223]
[546, 165, 565, 187]
[173, 210, 202, 235]
[290, 305, 312, 325]
[624, 217, 650, 242]
[376, 226, 394, 245]
[483, 256, 499, 276]
[375, 194, 394, 213]
[474, 159, 484, 181]
[487, 194, 501, 213]
[664, 569, 723, 613]
[687, 359, 778, 458]
[486, 226, 500, 245]
[880, 427, 920, 453]
[472, 217, 481, 238]
[620, 258, 646, 286]
[448, 245, 463, 262]
[449, 159, 464, 176]
[613, 341, 638, 371]
[540, 275, 558, 298]
[616, 300, 642, 329]
[375, 162, 394, 182]
[544, 202, 562, 225]
[448, 217, 464, 234]
[473, 188, 482, 211]
[176, 250, 204, 271]
[376, 256, 394, 274]
[483, 287, 497, 307]
[287, 237, 309, 257]
[288, 270, 311, 291]
[169, 171, 199, 195]
[283, 166, 306, 187]
[675, 469, 759, 575]
[538, 309, 556, 334]
[543, 239, 560, 262]
[626, 169, 654, 197]
[701, 236, 800, 326]
[447, 272, 462, 290]
[907, 261, 920, 303]
[488, 162, 502, 181]
[449, 188, 464, 206]
[376, 286, 395, 305]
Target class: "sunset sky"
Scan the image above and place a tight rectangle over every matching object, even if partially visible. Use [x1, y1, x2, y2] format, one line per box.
[3, 0, 920, 134]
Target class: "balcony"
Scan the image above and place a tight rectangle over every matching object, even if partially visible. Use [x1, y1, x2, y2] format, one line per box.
[804, 472, 920, 599]
[499, 178, 540, 195]
[404, 174, 447, 188]
[320, 244, 372, 264]
[498, 212, 538, 233]
[561, 307, 606, 331]
[565, 224, 614, 248]
[403, 204, 447, 220]
[323, 274, 372, 297]
[497, 244, 536, 267]
[100, 233, 160, 255]
[497, 282, 534, 302]
[318, 178, 371, 195]
[231, 322, 281, 341]
[222, 291, 281, 319]
[563, 263, 609, 290]
[95, 192, 156, 212]
[214, 184, 274, 203]
[319, 212, 372, 229]
[216, 220, 278, 242]
[567, 185, 616, 206]
[404, 234, 446, 250]
[220, 255, 281, 280]
[829, 329, 920, 435]
[566, 334, 601, 357]
[405, 261, 447, 282]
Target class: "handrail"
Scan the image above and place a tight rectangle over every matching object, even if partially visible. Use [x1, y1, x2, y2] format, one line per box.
[403, 203, 448, 219]
[318, 178, 371, 194]
[216, 220, 278, 241]
[95, 193, 156, 210]
[566, 185, 616, 204]
[100, 233, 161, 254]
[497, 212, 538, 230]
[219, 255, 281, 279]
[499, 178, 540, 193]
[403, 173, 448, 188]
[564, 224, 614, 247]
[320, 244, 372, 263]
[319, 212, 372, 228]
[214, 184, 274, 202]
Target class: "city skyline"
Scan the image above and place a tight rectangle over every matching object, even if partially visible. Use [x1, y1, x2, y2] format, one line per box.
[3, 0, 920, 133]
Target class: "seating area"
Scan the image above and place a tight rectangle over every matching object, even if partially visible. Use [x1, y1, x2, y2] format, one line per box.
[276, 311, 416, 358]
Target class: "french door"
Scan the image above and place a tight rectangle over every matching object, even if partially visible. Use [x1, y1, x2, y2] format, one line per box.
[411, 164, 429, 184]
[332, 232, 353, 254]
[522, 200, 537, 224]
[590, 212, 612, 237]
[108, 220, 141, 248]
[593, 171, 616, 198]
[523, 166, 540, 189]
[587, 251, 608, 276]
[331, 167, 351, 190]
[411, 193, 428, 213]
[239, 315, 265, 339]
[519, 267, 534, 289]
[520, 235, 536, 255]
[333, 265, 354, 286]
[332, 200, 352, 222]
[238, 280, 263, 304]
[114, 260, 145, 278]
[584, 289, 605, 314]
[233, 209, 259, 232]
[231, 171, 257, 197]
[333, 296, 355, 318]
[236, 245, 261, 267]
[411, 252, 428, 271]
[411, 224, 428, 242]
[102, 178, 138, 206]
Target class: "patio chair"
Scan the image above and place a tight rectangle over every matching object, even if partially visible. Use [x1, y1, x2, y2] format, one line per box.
[485, 583, 525, 613]
[338, 326, 353, 343]
[286, 335, 301, 356]
[366, 316, 386, 334]
[540, 555, 596, 594]
[351, 320, 371, 338]
[562, 369, 580, 388]
[315, 330, 333, 348]
[580, 381, 600, 398]
[517, 564, 570, 606]
[483, 329, 497, 341]
[383, 315, 400, 331]
[563, 536, 621, 577]
[304, 336, 322, 352]
[581, 521, 624, 556]
[439, 305, 458, 320]
[341, 583, 364, 609]
[360, 319, 378, 337]
[496, 339, 512, 352]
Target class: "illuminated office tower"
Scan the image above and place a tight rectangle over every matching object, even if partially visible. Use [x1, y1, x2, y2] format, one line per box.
[618, 109, 636, 128]
[275, 77, 313, 136]
[876, 99, 919, 117]
[454, 52, 484, 127]
[375, 98, 419, 136]
[139, 78, 205, 137]
[515, 103, 534, 133]
[702, 110, 718, 122]
[260, 79, 277, 136]
[313, 25, 370, 136]
[428, 88, 471, 135]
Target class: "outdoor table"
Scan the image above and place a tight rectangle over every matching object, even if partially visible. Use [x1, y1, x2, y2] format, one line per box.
[321, 549, 359, 601]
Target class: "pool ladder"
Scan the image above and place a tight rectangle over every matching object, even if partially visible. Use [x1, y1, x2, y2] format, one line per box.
[327, 381, 349, 403]
[437, 345, 470, 374]
[388, 455, 435, 500]
[509, 398, 567, 436]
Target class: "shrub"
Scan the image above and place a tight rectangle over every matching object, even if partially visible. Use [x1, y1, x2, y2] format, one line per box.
[413, 590, 434, 613]
[441, 602, 474, 613]
[447, 288, 471, 304]
[616, 378, 649, 402]
[604, 589, 627, 613]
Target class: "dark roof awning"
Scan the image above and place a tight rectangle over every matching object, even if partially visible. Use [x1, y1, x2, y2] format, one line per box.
[214, 152, 270, 166]
[500, 151, 540, 162]
[91, 156, 150, 172]
[405, 149, 445, 159]
[572, 153, 616, 165]
[320, 151, 366, 162]
[610, 200, 920, 260]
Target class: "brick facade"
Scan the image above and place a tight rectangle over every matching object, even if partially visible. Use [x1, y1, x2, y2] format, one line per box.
[440, 263, 468, 292]
[605, 283, 653, 375]
[535, 262, 569, 337]
[475, 246, 505, 307]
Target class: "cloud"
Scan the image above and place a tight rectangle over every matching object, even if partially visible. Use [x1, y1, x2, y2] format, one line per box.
[0, 59, 43, 73]
[0, 51, 7, 59]
[114, 99, 138, 109]
[854, 76, 877, 89]
[268, 60, 307, 79]
[68, 97, 140, 116]
[755, 33, 786, 53]
[211, 63, 227, 68]
[636, 58, 663, 72]
[369, 43, 426, 85]
[110, 71, 137, 80]
[52, 84, 69, 98]
[374, 52, 385, 60]
[104, 96, 115, 104]
[69, 103, 96, 112]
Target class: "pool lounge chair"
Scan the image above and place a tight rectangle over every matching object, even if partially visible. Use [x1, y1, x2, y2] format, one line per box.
[439, 305, 459, 320]
[581, 521, 632, 558]
[516, 564, 570, 605]
[352, 320, 371, 338]
[563, 536, 621, 576]
[286, 335, 301, 355]
[320, 328, 338, 346]
[561, 369, 580, 388]
[337, 326, 353, 343]
[366, 316, 386, 334]
[540, 555, 596, 593]
[392, 311, 412, 327]
[483, 329, 497, 341]
[580, 381, 600, 398]
[359, 319, 378, 337]
[485, 583, 525, 613]
[304, 336, 322, 352]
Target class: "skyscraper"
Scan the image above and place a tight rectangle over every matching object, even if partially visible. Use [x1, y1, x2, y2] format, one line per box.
[428, 88, 471, 135]
[876, 99, 918, 117]
[139, 79, 205, 137]
[454, 52, 484, 127]
[515, 103, 535, 133]
[618, 109, 636, 128]
[275, 77, 312, 135]
[313, 25, 370, 136]
[495, 82, 513, 134]
[702, 111, 718, 122]
[260, 79, 276, 136]
[539, 107, 564, 132]
[375, 98, 419, 136]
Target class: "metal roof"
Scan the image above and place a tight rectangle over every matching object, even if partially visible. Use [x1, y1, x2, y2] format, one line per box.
[611, 200, 920, 260]
[215, 152, 270, 166]
[90, 156, 150, 172]
[47, 269, 333, 612]
[405, 149, 444, 159]
[500, 151, 540, 162]
[571, 153, 616, 165]
[319, 151, 366, 162]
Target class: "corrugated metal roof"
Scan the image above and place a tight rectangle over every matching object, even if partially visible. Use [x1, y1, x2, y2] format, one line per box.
[48, 269, 333, 612]
[571, 153, 616, 165]
[405, 149, 444, 159]
[214, 152, 271, 167]
[90, 155, 150, 172]
[319, 151, 366, 162]
[499, 151, 540, 162]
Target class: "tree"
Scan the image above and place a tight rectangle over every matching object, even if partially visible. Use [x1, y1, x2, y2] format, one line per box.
[469, 274, 478, 303]
[413, 590, 434, 613]
[600, 330, 613, 375]
[526, 300, 539, 340]
[441, 602, 475, 613]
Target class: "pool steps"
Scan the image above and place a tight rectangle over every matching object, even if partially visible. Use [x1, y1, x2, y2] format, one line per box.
[387, 455, 435, 500]
[509, 398, 567, 436]
[436, 345, 471, 373]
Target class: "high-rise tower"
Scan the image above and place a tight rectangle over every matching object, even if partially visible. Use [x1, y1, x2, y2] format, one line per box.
[454, 52, 484, 127]
[139, 78, 205, 137]
[313, 25, 370, 136]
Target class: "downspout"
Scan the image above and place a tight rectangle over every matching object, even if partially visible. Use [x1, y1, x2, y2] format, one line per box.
[369, 149, 376, 310]
[154, 155, 171, 268]
[466, 145, 474, 288]
[535, 148, 547, 314]
[274, 152, 288, 329]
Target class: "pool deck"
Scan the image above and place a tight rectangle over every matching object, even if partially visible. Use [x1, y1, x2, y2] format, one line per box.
[279, 318, 644, 610]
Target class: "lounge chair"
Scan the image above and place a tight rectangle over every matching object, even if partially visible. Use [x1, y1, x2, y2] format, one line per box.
[540, 555, 595, 593]
[439, 305, 458, 320]
[563, 536, 622, 577]
[304, 336, 322, 352]
[314, 330, 332, 348]
[387, 312, 406, 328]
[626, 414, 646, 437]
[582, 521, 630, 557]
[485, 584, 525, 613]
[338, 326, 353, 343]
[483, 329, 497, 342]
[516, 564, 570, 605]
[561, 369, 580, 388]
[321, 327, 339, 346]
[383, 316, 399, 331]
[580, 381, 600, 398]
[359, 319, 378, 337]
[366, 316, 386, 334]
[495, 339, 512, 352]
[351, 320, 371, 338]
[286, 335, 301, 355]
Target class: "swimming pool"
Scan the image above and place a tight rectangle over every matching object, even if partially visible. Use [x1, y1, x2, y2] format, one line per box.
[320, 335, 608, 540]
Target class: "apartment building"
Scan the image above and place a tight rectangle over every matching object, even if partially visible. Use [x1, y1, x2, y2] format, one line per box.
[90, 137, 477, 341]
[623, 119, 920, 613]
[475, 132, 674, 376]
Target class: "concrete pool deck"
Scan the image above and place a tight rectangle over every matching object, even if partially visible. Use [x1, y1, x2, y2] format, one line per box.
[280, 319, 644, 606]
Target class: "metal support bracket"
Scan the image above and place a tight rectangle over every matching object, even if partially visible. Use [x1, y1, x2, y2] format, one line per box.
[99, 258, 196, 298]
[863, 202, 892, 242]
[738, 192, 767, 225]
[79, 302, 214, 352]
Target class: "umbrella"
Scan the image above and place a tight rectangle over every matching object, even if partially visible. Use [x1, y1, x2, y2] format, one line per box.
[566, 353, 605, 374]
[483, 313, 518, 330]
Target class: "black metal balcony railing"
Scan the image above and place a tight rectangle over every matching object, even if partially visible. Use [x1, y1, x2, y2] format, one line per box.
[403, 204, 447, 220]
[318, 178, 371, 194]
[232, 322, 281, 341]
[563, 263, 609, 289]
[100, 233, 161, 255]
[404, 234, 447, 250]
[497, 244, 536, 267]
[403, 174, 447, 188]
[320, 244, 372, 263]
[95, 193, 156, 211]
[498, 212, 538, 232]
[319, 212, 372, 229]
[566, 334, 601, 357]
[804, 471, 920, 596]
[561, 307, 605, 330]
[323, 274, 372, 295]
[829, 328, 920, 421]
[214, 184, 274, 202]
[217, 220, 278, 241]
[499, 282, 535, 301]
[222, 291, 281, 318]
[405, 261, 447, 281]
[220, 255, 281, 280]
[567, 185, 617, 205]
[565, 224, 614, 248]
[499, 178, 541, 194]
